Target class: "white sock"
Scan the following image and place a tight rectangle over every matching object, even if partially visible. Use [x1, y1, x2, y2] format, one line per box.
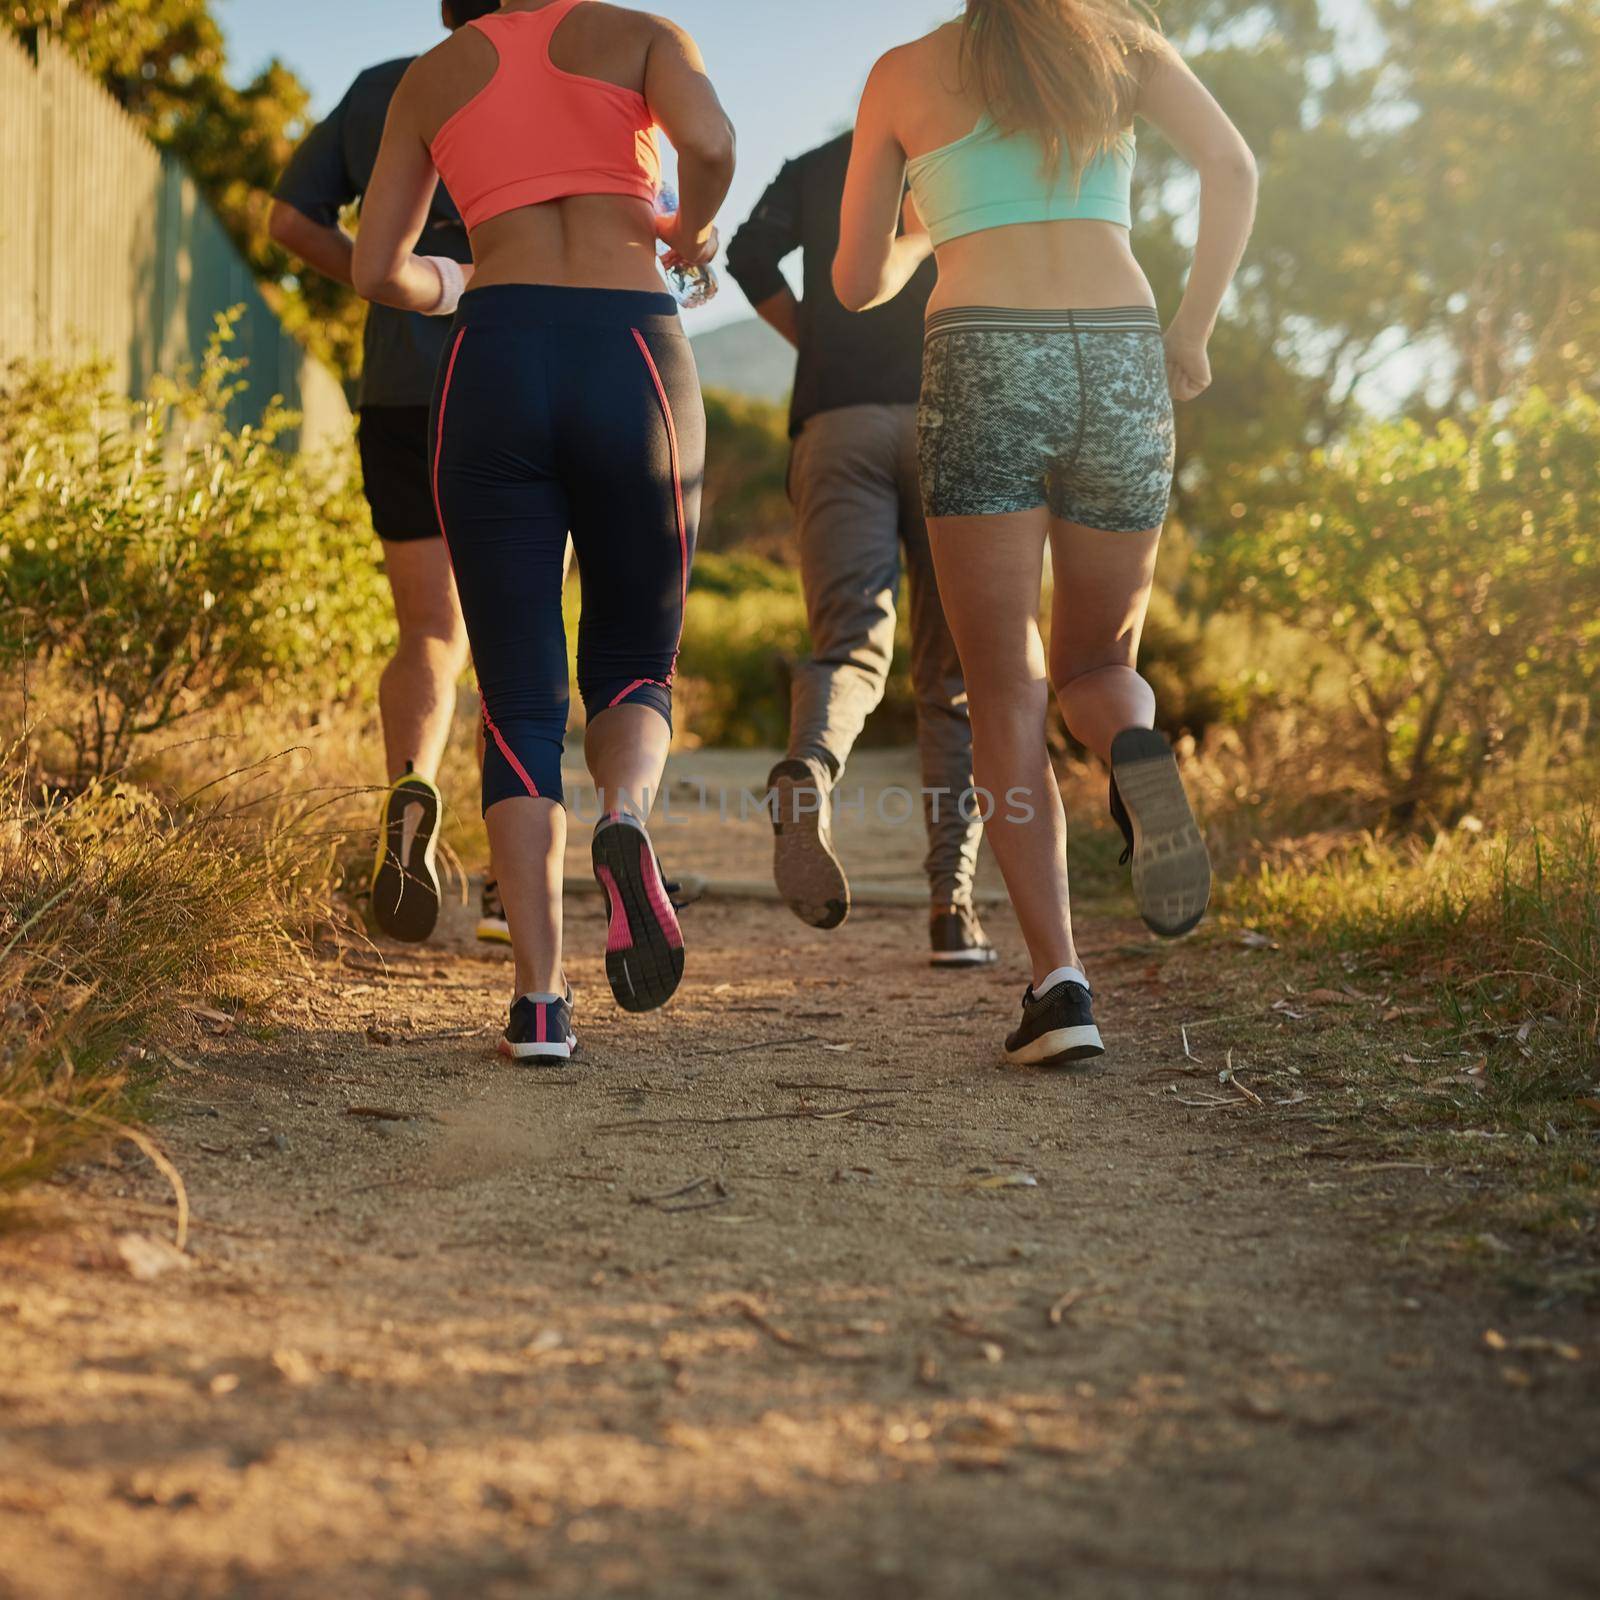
[1035, 965, 1090, 997]
[519, 992, 564, 1006]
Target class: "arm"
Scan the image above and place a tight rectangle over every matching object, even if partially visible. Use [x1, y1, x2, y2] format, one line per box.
[269, 88, 358, 287]
[268, 201, 355, 288]
[350, 66, 458, 313]
[725, 160, 802, 348]
[644, 18, 737, 267]
[1136, 48, 1259, 400]
[833, 52, 932, 312]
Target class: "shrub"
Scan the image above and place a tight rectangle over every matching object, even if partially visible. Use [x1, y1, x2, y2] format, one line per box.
[699, 390, 794, 557]
[0, 742, 351, 1203]
[0, 323, 393, 786]
[1212, 389, 1599, 823]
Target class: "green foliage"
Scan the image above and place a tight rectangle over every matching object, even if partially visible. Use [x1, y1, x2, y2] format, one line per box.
[0, 328, 392, 785]
[1139, 0, 1600, 539]
[678, 552, 810, 748]
[700, 391, 794, 555]
[1213, 389, 1599, 820]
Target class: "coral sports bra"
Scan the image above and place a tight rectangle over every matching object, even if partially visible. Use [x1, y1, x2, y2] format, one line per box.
[431, 0, 662, 231]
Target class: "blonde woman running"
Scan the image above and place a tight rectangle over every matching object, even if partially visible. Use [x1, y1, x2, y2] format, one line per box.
[835, 0, 1257, 1066]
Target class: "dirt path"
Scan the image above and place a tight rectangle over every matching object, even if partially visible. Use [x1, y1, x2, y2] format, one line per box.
[2, 755, 1597, 1599]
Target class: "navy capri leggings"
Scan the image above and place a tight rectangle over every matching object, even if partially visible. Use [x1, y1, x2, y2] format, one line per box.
[428, 284, 703, 811]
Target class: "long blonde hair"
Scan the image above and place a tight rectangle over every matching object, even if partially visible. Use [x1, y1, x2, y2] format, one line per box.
[962, 0, 1165, 180]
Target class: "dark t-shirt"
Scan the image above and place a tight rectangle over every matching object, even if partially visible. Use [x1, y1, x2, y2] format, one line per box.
[725, 133, 935, 436]
[275, 58, 472, 410]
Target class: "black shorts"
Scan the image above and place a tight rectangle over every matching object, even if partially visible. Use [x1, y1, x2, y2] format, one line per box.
[357, 405, 443, 542]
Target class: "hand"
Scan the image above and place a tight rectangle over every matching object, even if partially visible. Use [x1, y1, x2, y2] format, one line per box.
[1164, 323, 1212, 401]
[655, 211, 719, 270]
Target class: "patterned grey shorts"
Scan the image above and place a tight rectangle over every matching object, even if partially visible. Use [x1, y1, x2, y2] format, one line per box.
[918, 306, 1175, 531]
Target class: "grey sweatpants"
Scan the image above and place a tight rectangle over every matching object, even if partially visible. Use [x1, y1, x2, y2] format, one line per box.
[786, 403, 983, 905]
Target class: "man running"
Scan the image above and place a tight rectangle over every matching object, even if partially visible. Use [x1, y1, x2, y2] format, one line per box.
[727, 135, 995, 966]
[268, 0, 507, 946]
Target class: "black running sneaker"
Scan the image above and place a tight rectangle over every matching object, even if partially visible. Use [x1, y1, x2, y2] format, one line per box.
[477, 879, 511, 945]
[592, 813, 685, 1012]
[500, 988, 576, 1063]
[370, 766, 443, 944]
[1004, 979, 1105, 1067]
[768, 756, 849, 930]
[930, 902, 999, 968]
[1109, 727, 1212, 939]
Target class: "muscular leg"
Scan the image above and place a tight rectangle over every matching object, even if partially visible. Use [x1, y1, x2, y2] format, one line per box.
[585, 704, 672, 822]
[378, 537, 469, 783]
[1047, 518, 1163, 761]
[926, 508, 1081, 985]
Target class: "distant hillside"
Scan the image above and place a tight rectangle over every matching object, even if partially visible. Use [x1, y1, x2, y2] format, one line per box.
[691, 317, 795, 405]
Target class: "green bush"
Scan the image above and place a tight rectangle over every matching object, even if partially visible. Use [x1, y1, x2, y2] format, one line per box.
[1212, 389, 1599, 822]
[700, 390, 794, 556]
[0, 323, 392, 785]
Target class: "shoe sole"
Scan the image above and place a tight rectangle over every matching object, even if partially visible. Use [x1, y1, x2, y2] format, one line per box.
[930, 947, 1000, 968]
[1111, 728, 1212, 939]
[770, 764, 849, 930]
[593, 820, 685, 1013]
[499, 1036, 576, 1063]
[1005, 1024, 1106, 1067]
[370, 780, 442, 944]
[476, 918, 512, 945]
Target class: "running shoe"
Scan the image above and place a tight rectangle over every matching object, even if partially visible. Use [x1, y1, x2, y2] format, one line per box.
[500, 986, 576, 1063]
[930, 902, 999, 968]
[592, 813, 685, 1012]
[477, 879, 511, 945]
[768, 756, 849, 930]
[369, 765, 443, 944]
[1109, 727, 1212, 939]
[1003, 978, 1105, 1067]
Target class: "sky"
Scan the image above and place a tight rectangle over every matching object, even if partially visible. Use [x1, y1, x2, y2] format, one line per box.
[218, 0, 954, 330]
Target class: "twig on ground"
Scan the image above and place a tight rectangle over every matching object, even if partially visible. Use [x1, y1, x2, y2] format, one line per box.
[596, 1100, 898, 1133]
[1047, 1286, 1113, 1327]
[632, 1177, 712, 1205]
[735, 1298, 812, 1352]
[692, 1034, 822, 1058]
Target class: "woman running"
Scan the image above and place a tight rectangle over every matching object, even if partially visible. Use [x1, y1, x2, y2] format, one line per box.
[835, 0, 1256, 1067]
[352, 0, 734, 1060]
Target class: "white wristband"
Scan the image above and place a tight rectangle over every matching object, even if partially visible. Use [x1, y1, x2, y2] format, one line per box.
[422, 255, 465, 317]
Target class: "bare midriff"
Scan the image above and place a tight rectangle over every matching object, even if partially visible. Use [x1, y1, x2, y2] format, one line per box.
[926, 219, 1157, 319]
[464, 195, 666, 294]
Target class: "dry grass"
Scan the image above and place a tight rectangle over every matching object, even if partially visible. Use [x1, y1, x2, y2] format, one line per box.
[0, 740, 358, 1203]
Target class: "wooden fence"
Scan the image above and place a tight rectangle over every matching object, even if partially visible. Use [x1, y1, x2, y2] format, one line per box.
[0, 28, 348, 452]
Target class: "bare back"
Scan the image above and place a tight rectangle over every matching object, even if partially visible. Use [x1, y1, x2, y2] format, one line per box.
[406, 1, 664, 294]
[887, 24, 1154, 316]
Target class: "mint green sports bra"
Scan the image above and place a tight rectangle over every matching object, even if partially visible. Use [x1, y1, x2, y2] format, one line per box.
[906, 115, 1136, 248]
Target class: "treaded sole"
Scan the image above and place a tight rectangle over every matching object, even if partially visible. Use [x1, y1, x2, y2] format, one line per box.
[1004, 1024, 1106, 1067]
[770, 763, 849, 930]
[930, 948, 1000, 968]
[371, 783, 442, 944]
[593, 820, 685, 1014]
[499, 1036, 576, 1063]
[1111, 728, 1212, 940]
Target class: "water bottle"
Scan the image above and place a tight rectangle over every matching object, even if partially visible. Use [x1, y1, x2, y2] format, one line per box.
[655, 185, 719, 310]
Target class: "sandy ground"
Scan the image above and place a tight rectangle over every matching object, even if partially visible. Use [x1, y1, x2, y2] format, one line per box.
[2, 752, 1597, 1600]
